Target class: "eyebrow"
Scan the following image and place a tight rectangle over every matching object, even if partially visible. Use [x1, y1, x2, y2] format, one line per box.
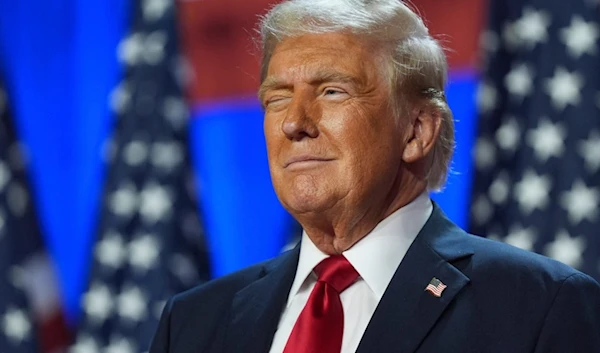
[258, 70, 361, 101]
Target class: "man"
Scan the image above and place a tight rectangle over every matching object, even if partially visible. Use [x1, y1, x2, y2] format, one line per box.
[150, 0, 600, 352]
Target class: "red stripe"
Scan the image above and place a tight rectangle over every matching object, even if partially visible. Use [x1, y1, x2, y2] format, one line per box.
[38, 310, 72, 353]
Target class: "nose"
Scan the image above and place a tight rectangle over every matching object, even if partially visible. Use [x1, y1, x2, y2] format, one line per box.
[281, 92, 319, 141]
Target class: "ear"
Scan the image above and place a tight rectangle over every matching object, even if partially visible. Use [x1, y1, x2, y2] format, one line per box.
[402, 103, 442, 164]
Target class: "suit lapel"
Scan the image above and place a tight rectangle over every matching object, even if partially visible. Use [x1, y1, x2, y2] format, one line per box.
[223, 247, 300, 353]
[357, 204, 473, 353]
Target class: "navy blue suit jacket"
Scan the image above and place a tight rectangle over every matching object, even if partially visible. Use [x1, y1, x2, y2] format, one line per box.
[149, 205, 600, 352]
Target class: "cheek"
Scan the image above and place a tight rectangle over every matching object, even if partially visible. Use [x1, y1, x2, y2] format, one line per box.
[326, 106, 401, 182]
[327, 105, 393, 157]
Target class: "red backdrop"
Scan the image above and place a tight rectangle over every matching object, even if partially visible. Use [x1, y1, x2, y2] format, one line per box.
[177, 0, 485, 102]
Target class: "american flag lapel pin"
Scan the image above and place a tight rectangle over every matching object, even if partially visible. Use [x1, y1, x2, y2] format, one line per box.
[425, 277, 447, 297]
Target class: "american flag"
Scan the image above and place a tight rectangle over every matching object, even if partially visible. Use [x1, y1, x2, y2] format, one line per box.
[425, 278, 447, 298]
[69, 0, 211, 352]
[0, 81, 71, 353]
[0, 78, 41, 353]
[470, 0, 600, 282]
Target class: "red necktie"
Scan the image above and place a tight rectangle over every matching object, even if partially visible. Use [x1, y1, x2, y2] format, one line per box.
[283, 255, 359, 353]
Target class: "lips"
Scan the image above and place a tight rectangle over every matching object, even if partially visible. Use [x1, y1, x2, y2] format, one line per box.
[283, 155, 334, 168]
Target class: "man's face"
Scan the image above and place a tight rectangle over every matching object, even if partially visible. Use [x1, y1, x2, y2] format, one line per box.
[261, 32, 409, 218]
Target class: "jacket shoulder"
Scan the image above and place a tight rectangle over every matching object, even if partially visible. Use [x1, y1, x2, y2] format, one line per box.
[462, 233, 600, 315]
[156, 253, 289, 352]
[171, 254, 283, 312]
[466, 233, 588, 282]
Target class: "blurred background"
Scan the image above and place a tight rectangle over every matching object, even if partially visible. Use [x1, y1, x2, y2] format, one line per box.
[0, 0, 598, 352]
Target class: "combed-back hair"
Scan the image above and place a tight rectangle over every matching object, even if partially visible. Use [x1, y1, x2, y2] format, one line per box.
[258, 0, 455, 191]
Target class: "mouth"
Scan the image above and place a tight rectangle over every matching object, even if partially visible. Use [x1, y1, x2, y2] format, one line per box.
[283, 155, 334, 169]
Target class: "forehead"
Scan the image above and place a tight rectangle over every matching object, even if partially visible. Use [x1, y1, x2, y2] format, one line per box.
[266, 32, 382, 82]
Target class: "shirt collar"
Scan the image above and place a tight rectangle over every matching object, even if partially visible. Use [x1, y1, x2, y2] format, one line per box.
[287, 192, 433, 304]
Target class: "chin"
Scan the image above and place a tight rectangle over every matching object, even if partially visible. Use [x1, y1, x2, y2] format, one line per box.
[274, 173, 340, 214]
[280, 190, 326, 214]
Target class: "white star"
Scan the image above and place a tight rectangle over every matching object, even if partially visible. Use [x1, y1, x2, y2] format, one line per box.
[560, 16, 599, 58]
[70, 334, 100, 353]
[162, 96, 189, 130]
[495, 116, 521, 152]
[117, 286, 148, 322]
[7, 182, 28, 217]
[143, 0, 171, 21]
[108, 80, 131, 114]
[82, 282, 114, 325]
[544, 67, 584, 111]
[117, 30, 167, 65]
[514, 169, 552, 214]
[117, 32, 144, 65]
[0, 161, 10, 191]
[514, 7, 551, 48]
[142, 31, 167, 65]
[488, 171, 510, 205]
[123, 140, 149, 167]
[502, 21, 520, 50]
[109, 182, 138, 217]
[129, 234, 160, 271]
[474, 137, 497, 170]
[95, 231, 127, 269]
[560, 180, 599, 225]
[504, 63, 534, 99]
[471, 195, 494, 225]
[139, 183, 172, 223]
[504, 225, 537, 251]
[480, 30, 500, 53]
[477, 81, 498, 113]
[170, 253, 200, 286]
[526, 118, 566, 162]
[578, 130, 600, 172]
[151, 142, 183, 170]
[104, 336, 137, 353]
[1, 307, 32, 344]
[544, 230, 586, 269]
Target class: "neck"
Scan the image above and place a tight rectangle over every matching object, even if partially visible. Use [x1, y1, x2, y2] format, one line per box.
[297, 180, 427, 254]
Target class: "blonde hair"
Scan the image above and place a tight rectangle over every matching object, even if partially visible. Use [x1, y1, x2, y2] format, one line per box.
[259, 0, 455, 191]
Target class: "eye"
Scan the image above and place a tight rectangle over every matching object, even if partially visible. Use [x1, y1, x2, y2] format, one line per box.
[265, 96, 286, 105]
[264, 96, 290, 110]
[320, 87, 350, 102]
[323, 88, 344, 95]
[320, 86, 351, 100]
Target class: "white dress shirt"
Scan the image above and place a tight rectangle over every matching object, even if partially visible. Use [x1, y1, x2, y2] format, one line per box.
[269, 192, 433, 353]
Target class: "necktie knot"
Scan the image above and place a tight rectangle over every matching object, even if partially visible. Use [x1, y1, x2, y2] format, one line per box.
[283, 255, 356, 353]
[314, 255, 359, 293]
